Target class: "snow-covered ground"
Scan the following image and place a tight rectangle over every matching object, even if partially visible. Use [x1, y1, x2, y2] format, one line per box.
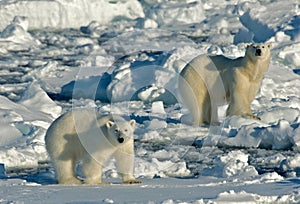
[0, 0, 300, 203]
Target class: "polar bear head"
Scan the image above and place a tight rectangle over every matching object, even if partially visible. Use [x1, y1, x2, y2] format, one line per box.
[106, 119, 136, 145]
[245, 43, 271, 62]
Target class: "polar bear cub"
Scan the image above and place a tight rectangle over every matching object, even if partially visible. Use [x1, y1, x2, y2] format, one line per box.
[45, 109, 141, 185]
[178, 43, 271, 125]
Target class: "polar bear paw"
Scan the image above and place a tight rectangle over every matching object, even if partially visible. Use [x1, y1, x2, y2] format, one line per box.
[251, 115, 261, 120]
[59, 177, 83, 185]
[123, 179, 142, 184]
[84, 179, 112, 185]
[243, 113, 261, 121]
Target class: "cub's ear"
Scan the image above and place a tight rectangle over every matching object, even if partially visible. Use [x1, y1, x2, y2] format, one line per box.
[267, 43, 272, 48]
[245, 43, 251, 49]
[129, 120, 136, 128]
[106, 121, 115, 128]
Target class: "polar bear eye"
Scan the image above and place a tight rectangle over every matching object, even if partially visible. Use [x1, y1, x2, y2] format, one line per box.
[115, 129, 119, 133]
[262, 46, 265, 48]
[124, 129, 128, 132]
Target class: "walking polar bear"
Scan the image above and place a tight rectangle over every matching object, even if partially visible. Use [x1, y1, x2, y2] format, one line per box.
[178, 43, 271, 125]
[45, 109, 141, 185]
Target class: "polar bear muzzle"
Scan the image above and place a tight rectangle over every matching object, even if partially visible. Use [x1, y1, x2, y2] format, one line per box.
[118, 137, 125, 143]
[114, 128, 125, 143]
[255, 48, 262, 56]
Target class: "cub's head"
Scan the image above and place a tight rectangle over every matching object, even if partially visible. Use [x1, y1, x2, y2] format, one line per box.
[245, 43, 271, 61]
[106, 119, 136, 145]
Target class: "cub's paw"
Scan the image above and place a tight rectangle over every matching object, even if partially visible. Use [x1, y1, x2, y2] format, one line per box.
[243, 113, 261, 121]
[99, 182, 112, 185]
[84, 180, 111, 185]
[123, 179, 142, 184]
[248, 114, 261, 120]
[59, 178, 83, 185]
[253, 115, 261, 120]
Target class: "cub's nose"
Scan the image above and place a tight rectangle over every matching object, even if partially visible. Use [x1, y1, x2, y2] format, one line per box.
[256, 49, 262, 56]
[118, 137, 124, 143]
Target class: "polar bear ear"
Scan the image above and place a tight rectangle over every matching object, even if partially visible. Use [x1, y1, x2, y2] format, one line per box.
[245, 43, 251, 49]
[106, 121, 115, 128]
[129, 120, 136, 128]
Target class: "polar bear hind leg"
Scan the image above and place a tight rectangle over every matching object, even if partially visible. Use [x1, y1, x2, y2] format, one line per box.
[182, 91, 202, 125]
[179, 54, 225, 126]
[178, 80, 213, 125]
[178, 76, 202, 125]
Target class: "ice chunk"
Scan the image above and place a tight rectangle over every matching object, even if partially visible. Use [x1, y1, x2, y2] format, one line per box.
[284, 15, 300, 41]
[136, 18, 158, 29]
[0, 163, 5, 179]
[233, 28, 254, 44]
[0, 0, 145, 30]
[20, 82, 62, 119]
[239, 1, 298, 42]
[291, 125, 300, 151]
[146, 1, 205, 27]
[0, 109, 22, 146]
[202, 150, 258, 178]
[278, 43, 300, 67]
[280, 154, 300, 176]
[151, 101, 165, 114]
[222, 124, 262, 148]
[260, 107, 300, 124]
[0, 16, 41, 51]
[144, 119, 167, 130]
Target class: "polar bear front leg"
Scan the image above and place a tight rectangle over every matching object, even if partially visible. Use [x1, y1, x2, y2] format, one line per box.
[227, 71, 256, 119]
[114, 144, 141, 184]
[82, 156, 104, 185]
[227, 93, 253, 118]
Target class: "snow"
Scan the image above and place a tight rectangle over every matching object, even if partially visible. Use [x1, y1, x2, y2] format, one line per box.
[0, 0, 300, 203]
[1, 177, 300, 203]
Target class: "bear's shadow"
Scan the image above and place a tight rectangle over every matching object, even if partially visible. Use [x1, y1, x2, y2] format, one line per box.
[22, 171, 58, 185]
[1, 168, 58, 185]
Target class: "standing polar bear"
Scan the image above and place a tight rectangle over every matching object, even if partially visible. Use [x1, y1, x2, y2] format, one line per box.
[178, 43, 271, 125]
[45, 109, 141, 185]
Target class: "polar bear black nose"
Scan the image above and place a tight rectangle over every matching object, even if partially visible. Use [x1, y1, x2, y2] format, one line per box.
[118, 137, 124, 143]
[256, 49, 262, 56]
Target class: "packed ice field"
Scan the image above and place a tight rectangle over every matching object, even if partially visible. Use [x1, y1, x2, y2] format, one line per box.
[0, 0, 300, 203]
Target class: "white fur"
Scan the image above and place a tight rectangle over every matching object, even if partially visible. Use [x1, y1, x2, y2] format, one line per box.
[178, 43, 271, 125]
[45, 109, 140, 185]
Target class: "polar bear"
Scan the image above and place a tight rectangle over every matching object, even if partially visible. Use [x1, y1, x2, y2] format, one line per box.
[178, 43, 271, 125]
[45, 109, 141, 185]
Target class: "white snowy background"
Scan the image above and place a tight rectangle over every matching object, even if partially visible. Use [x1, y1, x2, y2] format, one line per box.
[0, 0, 300, 203]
